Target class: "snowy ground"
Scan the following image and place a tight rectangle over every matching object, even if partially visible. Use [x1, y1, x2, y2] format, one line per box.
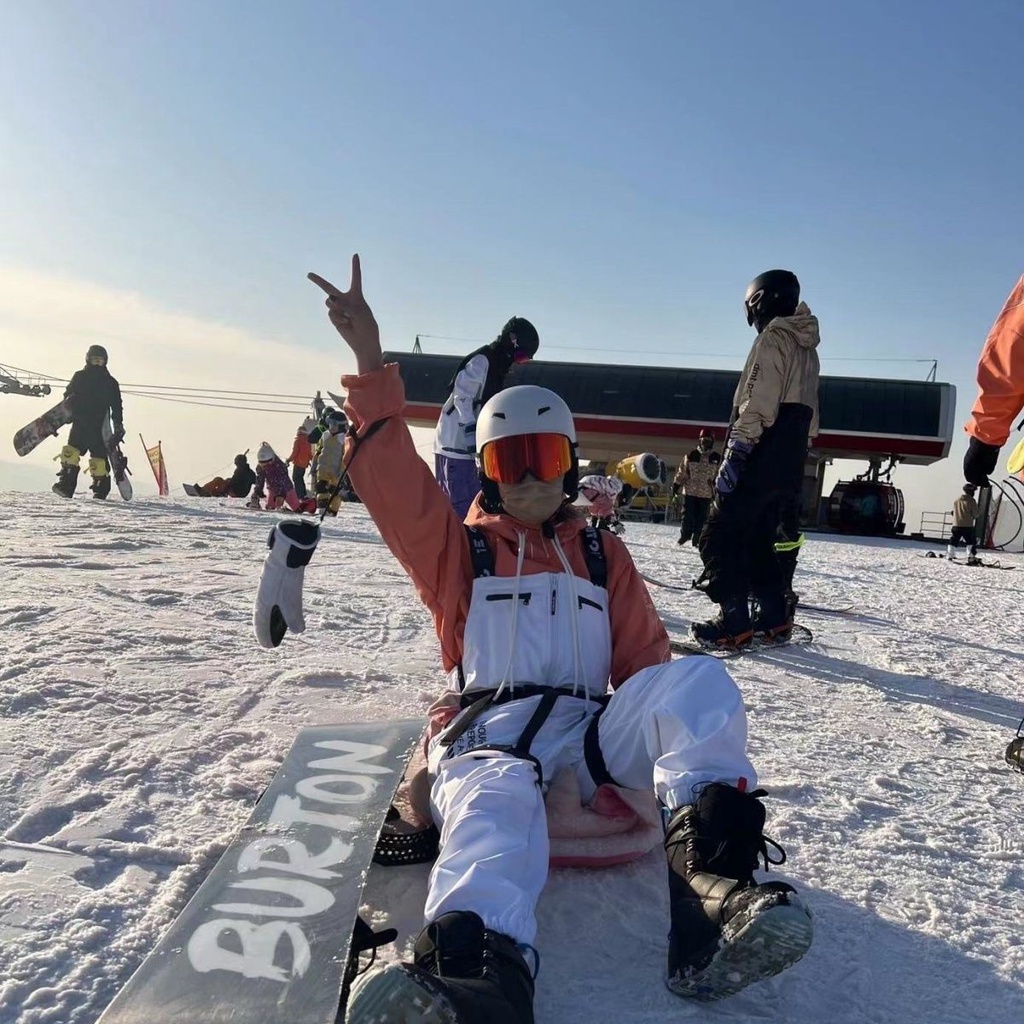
[1, 491, 1022, 1024]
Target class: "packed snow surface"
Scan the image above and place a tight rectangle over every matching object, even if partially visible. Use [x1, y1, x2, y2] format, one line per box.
[1, 493, 1022, 1024]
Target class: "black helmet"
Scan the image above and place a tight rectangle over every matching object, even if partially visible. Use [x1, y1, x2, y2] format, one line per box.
[326, 408, 348, 431]
[698, 429, 713, 449]
[234, 454, 248, 467]
[499, 316, 540, 362]
[963, 483, 976, 494]
[744, 270, 800, 331]
[86, 344, 108, 365]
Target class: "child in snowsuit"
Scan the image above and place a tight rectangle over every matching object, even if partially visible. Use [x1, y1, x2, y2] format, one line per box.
[948, 484, 980, 561]
[308, 257, 812, 1024]
[576, 473, 626, 534]
[695, 270, 820, 648]
[313, 410, 349, 515]
[54, 344, 125, 500]
[287, 418, 316, 499]
[250, 443, 314, 512]
[434, 317, 539, 519]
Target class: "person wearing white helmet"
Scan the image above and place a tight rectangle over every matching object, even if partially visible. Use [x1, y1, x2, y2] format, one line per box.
[308, 257, 812, 1024]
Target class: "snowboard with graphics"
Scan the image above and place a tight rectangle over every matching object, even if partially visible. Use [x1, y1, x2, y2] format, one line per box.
[102, 414, 133, 500]
[96, 719, 423, 1024]
[13, 399, 73, 456]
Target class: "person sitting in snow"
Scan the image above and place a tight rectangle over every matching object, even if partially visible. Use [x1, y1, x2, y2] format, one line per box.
[194, 454, 257, 498]
[306, 256, 813, 1024]
[249, 442, 315, 512]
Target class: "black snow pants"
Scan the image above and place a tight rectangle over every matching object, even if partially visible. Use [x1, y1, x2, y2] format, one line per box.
[680, 495, 712, 544]
[697, 405, 812, 606]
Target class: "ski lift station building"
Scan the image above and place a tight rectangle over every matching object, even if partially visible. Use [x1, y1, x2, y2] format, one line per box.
[382, 351, 957, 517]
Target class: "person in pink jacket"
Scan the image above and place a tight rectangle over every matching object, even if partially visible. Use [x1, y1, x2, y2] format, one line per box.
[308, 257, 812, 1024]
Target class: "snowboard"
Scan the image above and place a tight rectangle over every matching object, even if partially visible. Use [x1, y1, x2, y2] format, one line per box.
[102, 415, 133, 500]
[669, 623, 814, 659]
[922, 552, 1014, 570]
[183, 484, 201, 496]
[96, 719, 423, 1024]
[13, 399, 72, 456]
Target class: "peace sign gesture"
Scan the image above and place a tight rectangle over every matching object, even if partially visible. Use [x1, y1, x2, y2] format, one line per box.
[308, 255, 383, 374]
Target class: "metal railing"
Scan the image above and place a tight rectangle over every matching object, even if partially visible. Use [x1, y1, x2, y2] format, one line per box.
[919, 511, 951, 540]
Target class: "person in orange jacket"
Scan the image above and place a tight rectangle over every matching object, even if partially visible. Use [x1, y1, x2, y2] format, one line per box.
[307, 257, 812, 1024]
[964, 274, 1024, 486]
[286, 417, 316, 499]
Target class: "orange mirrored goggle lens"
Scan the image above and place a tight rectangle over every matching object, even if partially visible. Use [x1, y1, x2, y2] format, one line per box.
[480, 433, 573, 484]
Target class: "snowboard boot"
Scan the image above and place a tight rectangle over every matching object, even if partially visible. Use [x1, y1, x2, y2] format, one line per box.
[663, 783, 812, 1002]
[752, 590, 794, 643]
[691, 599, 753, 649]
[52, 463, 79, 499]
[346, 911, 535, 1024]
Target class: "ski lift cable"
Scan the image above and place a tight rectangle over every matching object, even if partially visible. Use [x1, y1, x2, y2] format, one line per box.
[121, 388, 314, 410]
[1, 363, 324, 402]
[413, 336, 938, 366]
[120, 390, 310, 415]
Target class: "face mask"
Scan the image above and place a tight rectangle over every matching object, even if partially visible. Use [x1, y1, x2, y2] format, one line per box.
[498, 476, 565, 525]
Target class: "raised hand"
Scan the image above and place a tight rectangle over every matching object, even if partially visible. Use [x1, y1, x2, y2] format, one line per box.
[308, 255, 383, 374]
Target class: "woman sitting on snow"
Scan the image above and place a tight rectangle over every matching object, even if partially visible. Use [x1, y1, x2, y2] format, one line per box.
[306, 256, 813, 1024]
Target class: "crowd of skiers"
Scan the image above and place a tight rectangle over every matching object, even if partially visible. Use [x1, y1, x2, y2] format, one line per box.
[189, 403, 360, 514]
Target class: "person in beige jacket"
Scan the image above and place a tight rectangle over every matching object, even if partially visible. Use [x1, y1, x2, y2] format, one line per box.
[947, 483, 980, 561]
[694, 269, 820, 648]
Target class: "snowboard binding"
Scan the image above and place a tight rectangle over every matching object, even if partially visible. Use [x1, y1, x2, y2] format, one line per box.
[1005, 716, 1024, 774]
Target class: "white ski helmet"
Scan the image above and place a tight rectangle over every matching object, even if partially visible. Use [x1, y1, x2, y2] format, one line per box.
[476, 385, 577, 447]
[476, 385, 579, 511]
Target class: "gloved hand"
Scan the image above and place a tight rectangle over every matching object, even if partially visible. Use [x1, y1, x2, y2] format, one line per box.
[963, 436, 1000, 487]
[253, 519, 321, 648]
[714, 438, 755, 499]
[111, 425, 125, 445]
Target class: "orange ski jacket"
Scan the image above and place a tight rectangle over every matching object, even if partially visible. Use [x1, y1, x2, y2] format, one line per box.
[966, 274, 1024, 448]
[341, 363, 670, 687]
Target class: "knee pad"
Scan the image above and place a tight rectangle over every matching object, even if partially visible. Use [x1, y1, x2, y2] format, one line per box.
[89, 457, 109, 478]
[58, 445, 81, 468]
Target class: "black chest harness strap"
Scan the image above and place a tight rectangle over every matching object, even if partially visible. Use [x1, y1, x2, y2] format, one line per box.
[439, 525, 615, 788]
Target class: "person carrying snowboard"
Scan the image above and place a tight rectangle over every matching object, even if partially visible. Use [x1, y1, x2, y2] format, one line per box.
[308, 256, 812, 1024]
[693, 270, 820, 648]
[54, 344, 125, 499]
[434, 315, 539, 519]
[963, 273, 1024, 486]
[672, 428, 720, 546]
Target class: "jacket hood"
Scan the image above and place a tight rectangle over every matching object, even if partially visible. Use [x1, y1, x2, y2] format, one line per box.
[768, 302, 820, 350]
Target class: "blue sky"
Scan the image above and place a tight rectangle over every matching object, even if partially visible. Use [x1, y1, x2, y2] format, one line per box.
[1, 1, 1022, 523]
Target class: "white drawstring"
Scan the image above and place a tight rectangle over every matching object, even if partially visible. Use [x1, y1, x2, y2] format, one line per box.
[552, 532, 587, 701]
[493, 530, 527, 701]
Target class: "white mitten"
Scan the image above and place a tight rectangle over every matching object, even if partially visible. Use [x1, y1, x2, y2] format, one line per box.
[253, 519, 320, 648]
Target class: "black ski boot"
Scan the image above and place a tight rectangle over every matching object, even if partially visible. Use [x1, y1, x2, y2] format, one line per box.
[752, 590, 794, 643]
[663, 783, 812, 1002]
[91, 475, 112, 500]
[346, 911, 535, 1024]
[52, 464, 79, 499]
[691, 599, 753, 649]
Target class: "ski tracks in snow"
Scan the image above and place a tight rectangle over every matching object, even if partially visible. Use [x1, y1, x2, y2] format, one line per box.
[1, 497, 1023, 1022]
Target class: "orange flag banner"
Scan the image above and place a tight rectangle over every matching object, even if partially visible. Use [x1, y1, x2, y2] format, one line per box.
[140, 435, 169, 496]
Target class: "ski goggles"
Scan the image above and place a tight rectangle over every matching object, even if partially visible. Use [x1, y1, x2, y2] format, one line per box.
[480, 433, 573, 484]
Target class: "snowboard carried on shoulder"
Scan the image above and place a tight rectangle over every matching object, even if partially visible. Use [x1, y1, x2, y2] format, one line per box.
[102, 414, 133, 501]
[13, 399, 72, 456]
[96, 719, 423, 1024]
